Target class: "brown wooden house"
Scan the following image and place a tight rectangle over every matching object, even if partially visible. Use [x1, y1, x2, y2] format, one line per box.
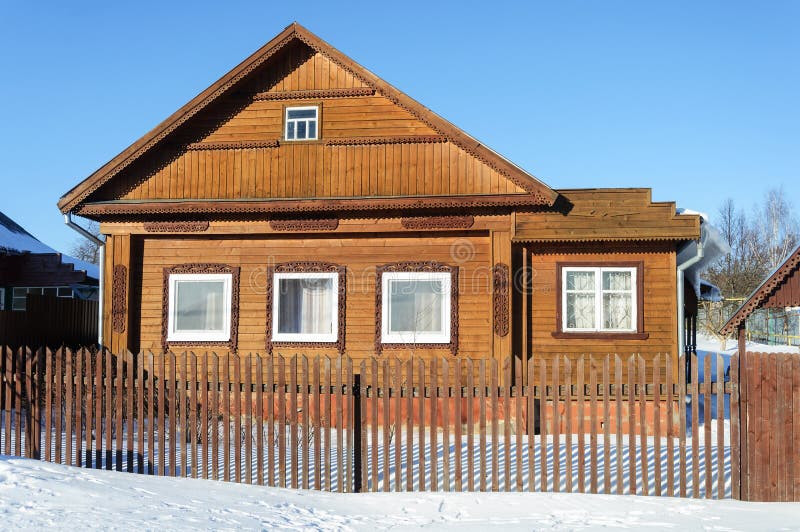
[57, 23, 702, 381]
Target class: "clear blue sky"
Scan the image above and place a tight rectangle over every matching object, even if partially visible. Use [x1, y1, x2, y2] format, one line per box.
[1, 1, 797, 254]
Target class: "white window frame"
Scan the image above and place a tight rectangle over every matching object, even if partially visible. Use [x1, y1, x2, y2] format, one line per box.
[167, 273, 232, 342]
[284, 105, 319, 141]
[561, 266, 637, 333]
[272, 271, 339, 343]
[381, 271, 451, 344]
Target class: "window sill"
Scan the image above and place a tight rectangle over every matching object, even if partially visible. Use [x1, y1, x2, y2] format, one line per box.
[551, 331, 649, 340]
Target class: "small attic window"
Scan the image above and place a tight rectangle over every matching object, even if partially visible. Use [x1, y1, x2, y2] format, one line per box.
[285, 106, 318, 141]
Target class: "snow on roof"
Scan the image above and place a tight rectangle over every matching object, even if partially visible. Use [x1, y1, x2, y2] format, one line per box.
[0, 211, 99, 281]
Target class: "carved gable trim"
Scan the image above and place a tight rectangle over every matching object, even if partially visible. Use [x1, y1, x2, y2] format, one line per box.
[252, 88, 375, 100]
[161, 263, 240, 352]
[265, 262, 347, 355]
[186, 140, 279, 151]
[325, 135, 446, 146]
[374, 261, 459, 355]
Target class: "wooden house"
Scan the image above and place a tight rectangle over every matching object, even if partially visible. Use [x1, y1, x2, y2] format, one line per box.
[57, 23, 703, 382]
[720, 244, 800, 351]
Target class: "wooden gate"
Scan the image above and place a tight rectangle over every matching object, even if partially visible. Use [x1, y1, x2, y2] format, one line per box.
[736, 351, 800, 501]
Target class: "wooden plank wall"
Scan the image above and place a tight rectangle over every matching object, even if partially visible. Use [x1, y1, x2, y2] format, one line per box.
[0, 296, 97, 349]
[525, 242, 678, 381]
[133, 233, 494, 363]
[739, 351, 800, 502]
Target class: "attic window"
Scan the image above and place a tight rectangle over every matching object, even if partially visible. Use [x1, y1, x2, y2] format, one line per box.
[285, 106, 318, 141]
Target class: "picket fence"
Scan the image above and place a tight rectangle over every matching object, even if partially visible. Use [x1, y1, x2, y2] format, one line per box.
[1, 347, 738, 498]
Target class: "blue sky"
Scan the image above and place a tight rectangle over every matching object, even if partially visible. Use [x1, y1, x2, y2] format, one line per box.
[1, 1, 797, 254]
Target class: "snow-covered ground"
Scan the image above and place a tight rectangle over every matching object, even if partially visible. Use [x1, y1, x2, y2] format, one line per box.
[2, 456, 799, 531]
[697, 333, 800, 355]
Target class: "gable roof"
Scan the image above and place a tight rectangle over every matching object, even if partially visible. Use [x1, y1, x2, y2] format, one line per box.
[0, 211, 99, 280]
[58, 23, 557, 215]
[719, 244, 800, 335]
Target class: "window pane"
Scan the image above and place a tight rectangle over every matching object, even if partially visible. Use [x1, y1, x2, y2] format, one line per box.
[388, 280, 444, 334]
[43, 287, 57, 297]
[13, 287, 27, 297]
[603, 271, 631, 290]
[603, 293, 632, 329]
[174, 281, 225, 331]
[286, 122, 295, 139]
[566, 293, 595, 328]
[297, 121, 307, 139]
[57, 287, 73, 297]
[288, 109, 316, 119]
[12, 299, 26, 311]
[566, 271, 594, 291]
[277, 278, 334, 334]
[308, 121, 316, 139]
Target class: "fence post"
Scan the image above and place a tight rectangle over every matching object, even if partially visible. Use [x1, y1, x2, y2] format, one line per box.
[353, 373, 362, 493]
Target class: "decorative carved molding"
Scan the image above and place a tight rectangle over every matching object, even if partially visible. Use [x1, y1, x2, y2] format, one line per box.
[112, 265, 127, 334]
[493, 263, 509, 337]
[265, 262, 347, 355]
[401, 216, 474, 230]
[77, 193, 538, 218]
[325, 135, 447, 146]
[374, 261, 459, 356]
[161, 263, 240, 352]
[186, 140, 279, 151]
[252, 88, 375, 100]
[269, 219, 339, 232]
[143, 221, 210, 233]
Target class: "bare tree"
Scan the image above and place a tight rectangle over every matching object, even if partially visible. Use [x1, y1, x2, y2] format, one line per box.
[69, 221, 102, 265]
[755, 187, 799, 271]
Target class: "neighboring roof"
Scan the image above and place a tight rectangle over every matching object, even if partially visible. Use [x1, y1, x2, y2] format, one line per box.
[512, 188, 701, 242]
[58, 22, 557, 215]
[720, 244, 800, 335]
[0, 211, 99, 281]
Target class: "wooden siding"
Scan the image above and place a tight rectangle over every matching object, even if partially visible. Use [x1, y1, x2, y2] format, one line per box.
[514, 189, 700, 242]
[114, 133, 522, 202]
[524, 242, 678, 378]
[128, 233, 494, 361]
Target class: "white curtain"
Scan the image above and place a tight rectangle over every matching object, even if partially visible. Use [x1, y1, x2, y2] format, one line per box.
[565, 271, 595, 329]
[278, 278, 334, 334]
[602, 271, 632, 329]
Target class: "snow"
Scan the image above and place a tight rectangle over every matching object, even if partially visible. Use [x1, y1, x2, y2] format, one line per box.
[696, 333, 800, 355]
[0, 210, 99, 280]
[2, 456, 799, 530]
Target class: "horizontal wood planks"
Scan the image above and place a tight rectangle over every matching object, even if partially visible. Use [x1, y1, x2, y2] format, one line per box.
[134, 233, 492, 360]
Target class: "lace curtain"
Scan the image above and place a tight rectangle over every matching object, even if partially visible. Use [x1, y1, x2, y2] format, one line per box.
[602, 271, 632, 330]
[565, 271, 595, 329]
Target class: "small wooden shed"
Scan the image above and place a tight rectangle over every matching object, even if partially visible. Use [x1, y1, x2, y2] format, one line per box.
[720, 245, 800, 352]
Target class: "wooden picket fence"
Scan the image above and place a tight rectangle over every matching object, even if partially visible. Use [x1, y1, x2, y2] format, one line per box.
[0, 346, 752, 498]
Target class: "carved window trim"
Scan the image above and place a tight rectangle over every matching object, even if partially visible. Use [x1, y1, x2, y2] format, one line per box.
[161, 264, 240, 352]
[265, 262, 346, 355]
[493, 263, 509, 337]
[552, 261, 648, 340]
[375, 261, 459, 355]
